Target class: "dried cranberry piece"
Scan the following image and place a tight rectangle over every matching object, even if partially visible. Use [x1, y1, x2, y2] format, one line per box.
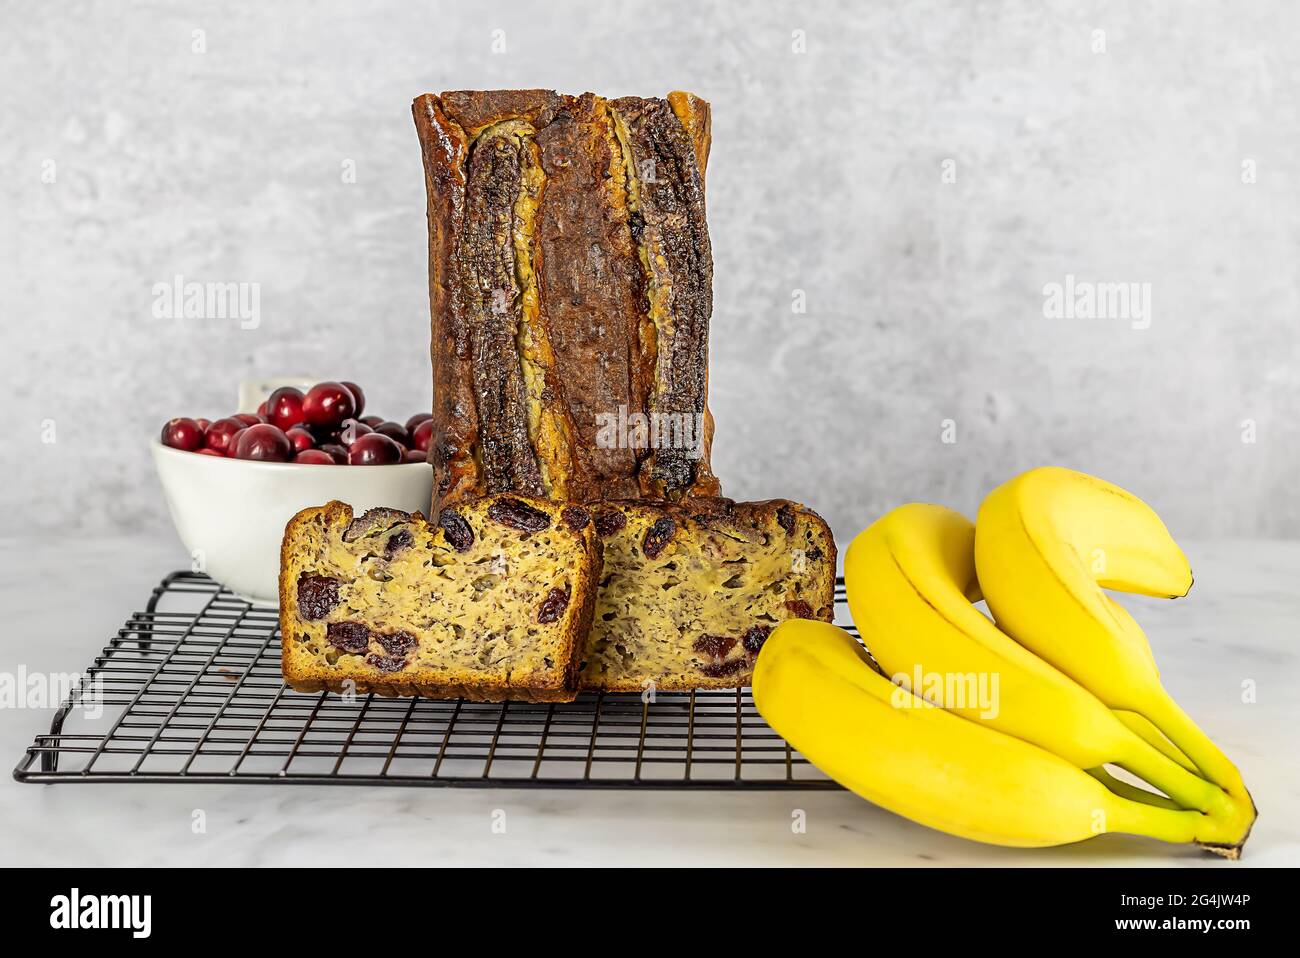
[593, 510, 627, 537]
[375, 630, 417, 657]
[537, 585, 571, 624]
[487, 497, 551, 533]
[297, 574, 341, 620]
[699, 659, 746, 678]
[561, 505, 590, 531]
[742, 625, 772, 654]
[776, 504, 795, 534]
[326, 621, 370, 654]
[642, 517, 676, 559]
[437, 510, 475, 552]
[693, 634, 737, 659]
[365, 653, 409, 673]
[785, 600, 814, 619]
[385, 529, 414, 557]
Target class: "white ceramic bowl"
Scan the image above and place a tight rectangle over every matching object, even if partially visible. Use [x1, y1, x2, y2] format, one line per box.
[151, 440, 433, 605]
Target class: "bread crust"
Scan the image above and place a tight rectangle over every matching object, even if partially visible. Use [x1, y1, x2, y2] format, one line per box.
[535, 92, 647, 500]
[414, 89, 720, 513]
[439, 89, 562, 137]
[279, 495, 602, 702]
[413, 94, 479, 502]
[607, 95, 717, 499]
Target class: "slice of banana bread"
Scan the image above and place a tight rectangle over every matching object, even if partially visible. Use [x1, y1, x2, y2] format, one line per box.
[280, 495, 601, 702]
[581, 498, 836, 691]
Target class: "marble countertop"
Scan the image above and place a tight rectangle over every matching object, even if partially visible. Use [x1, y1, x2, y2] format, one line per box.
[2, 535, 1295, 867]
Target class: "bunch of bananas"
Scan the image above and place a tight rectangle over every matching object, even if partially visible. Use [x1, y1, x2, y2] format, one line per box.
[753, 467, 1256, 856]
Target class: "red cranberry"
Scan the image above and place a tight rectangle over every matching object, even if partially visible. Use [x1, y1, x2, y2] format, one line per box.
[411, 418, 434, 452]
[299, 574, 342, 620]
[160, 417, 205, 452]
[374, 421, 410, 446]
[285, 427, 315, 454]
[360, 415, 384, 428]
[233, 413, 262, 427]
[226, 427, 248, 455]
[267, 386, 306, 431]
[234, 423, 292, 462]
[318, 443, 349, 464]
[204, 417, 245, 455]
[196, 448, 225, 457]
[341, 382, 366, 418]
[347, 433, 402, 465]
[785, 600, 815, 619]
[336, 419, 373, 446]
[405, 412, 432, 433]
[403, 448, 428, 463]
[294, 449, 336, 465]
[302, 382, 356, 429]
[304, 421, 333, 443]
[195, 418, 211, 432]
[256, 400, 269, 419]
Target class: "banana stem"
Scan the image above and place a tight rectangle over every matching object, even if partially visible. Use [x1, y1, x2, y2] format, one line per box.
[1106, 793, 1247, 857]
[1087, 767, 1182, 811]
[1114, 736, 1233, 817]
[1105, 795, 1204, 846]
[1140, 685, 1249, 801]
[1112, 709, 1198, 772]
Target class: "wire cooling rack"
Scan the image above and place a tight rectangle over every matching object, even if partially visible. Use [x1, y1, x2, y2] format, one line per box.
[14, 571, 849, 789]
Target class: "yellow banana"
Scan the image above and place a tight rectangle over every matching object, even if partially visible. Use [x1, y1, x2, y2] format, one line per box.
[842, 503, 1244, 833]
[974, 466, 1252, 809]
[752, 619, 1246, 855]
[1113, 710, 1198, 773]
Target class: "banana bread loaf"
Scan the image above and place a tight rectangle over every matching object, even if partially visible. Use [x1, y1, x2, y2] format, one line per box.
[280, 495, 601, 702]
[581, 498, 836, 690]
[413, 89, 720, 511]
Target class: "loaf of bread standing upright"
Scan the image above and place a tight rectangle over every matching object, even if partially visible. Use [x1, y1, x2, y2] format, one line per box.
[413, 89, 721, 510]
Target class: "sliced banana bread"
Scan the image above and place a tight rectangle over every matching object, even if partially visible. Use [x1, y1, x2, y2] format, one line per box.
[581, 498, 836, 691]
[280, 495, 601, 702]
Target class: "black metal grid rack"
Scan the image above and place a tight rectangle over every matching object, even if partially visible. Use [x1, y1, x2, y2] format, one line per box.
[14, 572, 850, 789]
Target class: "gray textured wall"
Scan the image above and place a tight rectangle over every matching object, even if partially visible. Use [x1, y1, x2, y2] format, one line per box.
[6, 0, 1300, 543]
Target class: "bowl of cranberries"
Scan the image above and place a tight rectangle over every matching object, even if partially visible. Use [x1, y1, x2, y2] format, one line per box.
[152, 379, 434, 604]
